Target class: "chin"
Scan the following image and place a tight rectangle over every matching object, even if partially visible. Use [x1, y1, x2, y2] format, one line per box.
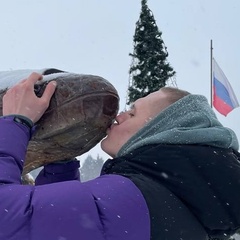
[101, 139, 116, 158]
[100, 138, 110, 153]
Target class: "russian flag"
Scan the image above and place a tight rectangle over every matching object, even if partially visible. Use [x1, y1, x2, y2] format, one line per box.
[212, 58, 239, 116]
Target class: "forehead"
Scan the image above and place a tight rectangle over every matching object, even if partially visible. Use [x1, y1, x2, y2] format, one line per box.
[133, 90, 170, 115]
[136, 90, 166, 104]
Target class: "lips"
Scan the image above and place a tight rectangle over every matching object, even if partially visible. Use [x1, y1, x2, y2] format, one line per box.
[106, 121, 119, 134]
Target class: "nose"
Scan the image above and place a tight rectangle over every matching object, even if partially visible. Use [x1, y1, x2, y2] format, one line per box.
[115, 111, 129, 124]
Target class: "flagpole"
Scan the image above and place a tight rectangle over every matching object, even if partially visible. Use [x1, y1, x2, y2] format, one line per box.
[210, 40, 213, 108]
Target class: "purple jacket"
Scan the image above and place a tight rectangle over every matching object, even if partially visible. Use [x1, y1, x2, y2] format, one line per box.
[0, 116, 150, 240]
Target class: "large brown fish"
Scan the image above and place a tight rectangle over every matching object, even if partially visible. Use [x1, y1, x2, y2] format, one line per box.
[0, 69, 119, 175]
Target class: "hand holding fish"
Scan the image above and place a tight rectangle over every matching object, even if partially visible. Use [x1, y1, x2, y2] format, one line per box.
[3, 72, 56, 123]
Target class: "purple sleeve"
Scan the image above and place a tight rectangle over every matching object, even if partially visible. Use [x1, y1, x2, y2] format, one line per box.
[35, 160, 81, 185]
[0, 116, 30, 184]
[1, 175, 150, 240]
[0, 117, 150, 239]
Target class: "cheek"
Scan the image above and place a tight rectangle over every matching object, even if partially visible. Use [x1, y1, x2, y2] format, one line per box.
[101, 134, 122, 157]
[101, 126, 134, 156]
[112, 125, 136, 142]
[101, 120, 146, 155]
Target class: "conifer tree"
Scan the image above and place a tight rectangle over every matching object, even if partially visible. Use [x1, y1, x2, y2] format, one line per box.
[127, 0, 175, 104]
[80, 155, 104, 182]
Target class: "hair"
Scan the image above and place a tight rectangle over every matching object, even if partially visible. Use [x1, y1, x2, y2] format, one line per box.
[161, 87, 191, 105]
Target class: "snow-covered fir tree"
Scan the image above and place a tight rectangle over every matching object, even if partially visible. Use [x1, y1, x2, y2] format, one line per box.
[80, 155, 104, 182]
[127, 0, 175, 104]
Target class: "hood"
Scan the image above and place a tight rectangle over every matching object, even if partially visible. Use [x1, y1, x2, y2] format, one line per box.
[117, 94, 239, 157]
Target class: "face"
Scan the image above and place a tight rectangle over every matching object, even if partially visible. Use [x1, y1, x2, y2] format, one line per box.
[101, 89, 171, 157]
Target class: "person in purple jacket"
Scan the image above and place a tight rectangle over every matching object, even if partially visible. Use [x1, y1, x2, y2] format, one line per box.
[1, 72, 240, 240]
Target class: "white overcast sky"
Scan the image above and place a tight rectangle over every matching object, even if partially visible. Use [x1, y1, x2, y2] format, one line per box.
[1, 0, 239, 160]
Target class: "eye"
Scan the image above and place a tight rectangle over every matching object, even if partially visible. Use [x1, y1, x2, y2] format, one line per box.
[128, 112, 134, 117]
[127, 103, 135, 117]
[120, 110, 134, 117]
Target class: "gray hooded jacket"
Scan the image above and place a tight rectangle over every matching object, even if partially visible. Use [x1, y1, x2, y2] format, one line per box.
[118, 94, 239, 157]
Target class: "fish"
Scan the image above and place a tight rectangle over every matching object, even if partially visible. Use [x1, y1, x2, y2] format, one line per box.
[0, 69, 119, 175]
